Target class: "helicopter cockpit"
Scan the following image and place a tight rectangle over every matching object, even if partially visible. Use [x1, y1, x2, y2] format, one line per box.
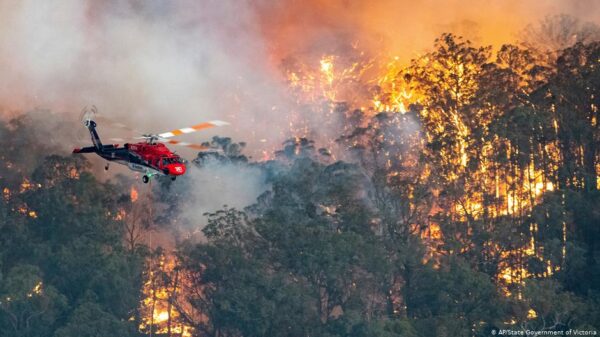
[161, 157, 183, 167]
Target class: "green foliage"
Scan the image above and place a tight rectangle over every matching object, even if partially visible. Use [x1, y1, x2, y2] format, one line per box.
[0, 265, 67, 337]
[0, 127, 145, 337]
[53, 301, 135, 337]
[407, 258, 504, 336]
[509, 279, 586, 331]
[196, 136, 249, 165]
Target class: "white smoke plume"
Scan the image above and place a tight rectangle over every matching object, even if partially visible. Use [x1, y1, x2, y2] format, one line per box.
[0, 0, 295, 155]
[173, 158, 267, 235]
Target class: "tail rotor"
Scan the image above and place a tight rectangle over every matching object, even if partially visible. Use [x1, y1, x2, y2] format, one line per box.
[80, 105, 98, 127]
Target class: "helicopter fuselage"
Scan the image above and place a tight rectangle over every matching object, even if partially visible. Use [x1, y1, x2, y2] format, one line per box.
[73, 120, 186, 183]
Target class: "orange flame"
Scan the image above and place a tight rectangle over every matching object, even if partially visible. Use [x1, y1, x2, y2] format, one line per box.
[130, 186, 138, 203]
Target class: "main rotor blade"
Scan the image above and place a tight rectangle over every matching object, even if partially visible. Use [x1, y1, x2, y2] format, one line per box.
[157, 120, 229, 139]
[165, 140, 211, 150]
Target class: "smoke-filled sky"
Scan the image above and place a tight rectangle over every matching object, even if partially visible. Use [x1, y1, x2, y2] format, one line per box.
[258, 0, 600, 59]
[0, 0, 598, 153]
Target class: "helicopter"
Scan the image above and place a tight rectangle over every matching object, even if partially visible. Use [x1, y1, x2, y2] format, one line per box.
[73, 108, 228, 183]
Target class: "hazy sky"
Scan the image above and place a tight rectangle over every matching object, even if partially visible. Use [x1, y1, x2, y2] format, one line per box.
[0, 0, 597, 153]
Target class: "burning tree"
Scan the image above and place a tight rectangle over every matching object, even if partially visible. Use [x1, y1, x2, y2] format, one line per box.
[163, 33, 600, 336]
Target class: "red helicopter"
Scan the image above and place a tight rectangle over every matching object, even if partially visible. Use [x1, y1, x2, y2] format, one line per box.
[73, 110, 228, 183]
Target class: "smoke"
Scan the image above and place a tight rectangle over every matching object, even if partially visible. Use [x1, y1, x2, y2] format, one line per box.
[1, 1, 599, 147]
[1, 0, 599, 232]
[1, 1, 598, 152]
[178, 159, 267, 232]
[0, 0, 293, 153]
[256, 0, 600, 62]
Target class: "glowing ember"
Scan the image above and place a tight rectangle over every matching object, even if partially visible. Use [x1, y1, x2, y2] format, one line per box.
[20, 179, 33, 193]
[130, 186, 139, 203]
[27, 282, 43, 298]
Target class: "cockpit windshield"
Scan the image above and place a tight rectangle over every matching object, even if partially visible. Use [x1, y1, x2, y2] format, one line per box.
[162, 157, 181, 166]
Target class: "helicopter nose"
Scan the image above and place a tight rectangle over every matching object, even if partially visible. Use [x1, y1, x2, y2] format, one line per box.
[167, 163, 186, 176]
